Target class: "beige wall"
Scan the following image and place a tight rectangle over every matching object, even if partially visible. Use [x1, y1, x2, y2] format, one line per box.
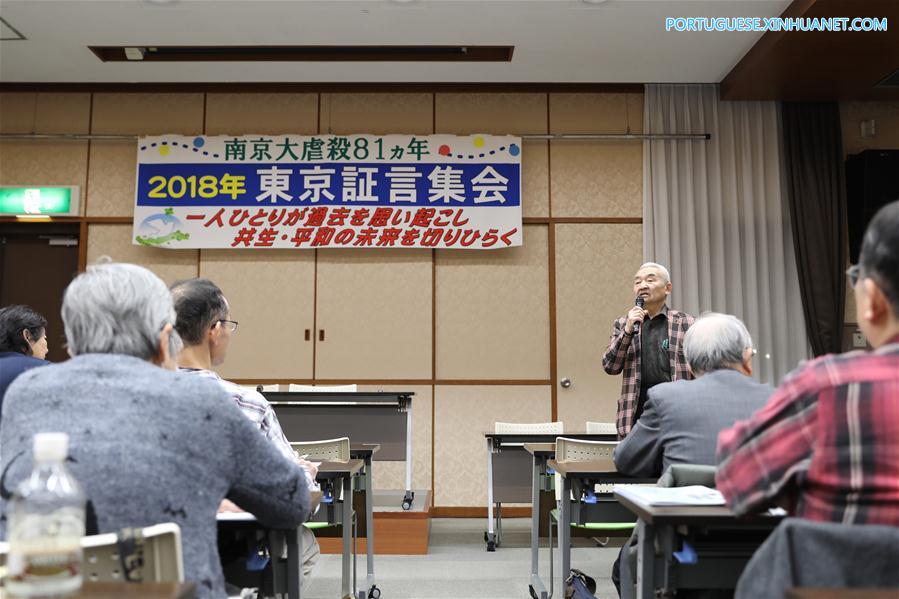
[839, 101, 899, 331]
[0, 90, 643, 506]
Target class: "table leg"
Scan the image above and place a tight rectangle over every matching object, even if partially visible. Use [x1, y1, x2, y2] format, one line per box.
[342, 475, 354, 599]
[486, 437, 497, 551]
[288, 526, 302, 599]
[636, 519, 656, 599]
[403, 401, 414, 510]
[268, 530, 286, 599]
[559, 475, 572, 599]
[364, 454, 377, 598]
[528, 455, 549, 599]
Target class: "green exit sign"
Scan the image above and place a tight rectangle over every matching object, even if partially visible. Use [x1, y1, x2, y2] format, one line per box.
[0, 186, 79, 216]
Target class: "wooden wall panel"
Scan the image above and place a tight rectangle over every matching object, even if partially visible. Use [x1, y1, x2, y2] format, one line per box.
[435, 225, 550, 380]
[199, 250, 316, 380]
[434, 385, 551, 506]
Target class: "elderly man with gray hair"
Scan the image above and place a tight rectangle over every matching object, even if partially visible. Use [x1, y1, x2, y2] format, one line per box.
[0, 261, 311, 599]
[613, 312, 773, 479]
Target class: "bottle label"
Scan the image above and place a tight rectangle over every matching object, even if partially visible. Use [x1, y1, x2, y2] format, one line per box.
[6, 539, 82, 595]
[7, 510, 84, 596]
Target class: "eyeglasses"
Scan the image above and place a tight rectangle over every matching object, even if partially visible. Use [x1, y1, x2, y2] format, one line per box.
[218, 319, 239, 333]
[846, 264, 862, 289]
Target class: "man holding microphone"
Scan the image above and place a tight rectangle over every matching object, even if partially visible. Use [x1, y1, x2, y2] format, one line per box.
[603, 262, 695, 438]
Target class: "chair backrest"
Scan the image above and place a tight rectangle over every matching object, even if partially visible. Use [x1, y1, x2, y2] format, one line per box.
[291, 437, 351, 462]
[494, 421, 563, 434]
[288, 384, 358, 393]
[658, 464, 717, 488]
[0, 523, 183, 584]
[555, 437, 617, 461]
[585, 421, 617, 435]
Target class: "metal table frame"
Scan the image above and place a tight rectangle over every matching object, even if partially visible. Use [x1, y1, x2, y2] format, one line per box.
[613, 487, 782, 599]
[269, 391, 415, 510]
[217, 458, 365, 599]
[349, 443, 380, 599]
[483, 432, 616, 551]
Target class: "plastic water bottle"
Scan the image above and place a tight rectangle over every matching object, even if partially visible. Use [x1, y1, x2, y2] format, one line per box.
[6, 433, 85, 597]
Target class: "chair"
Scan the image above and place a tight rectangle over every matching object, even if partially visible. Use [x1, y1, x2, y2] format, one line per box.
[290, 437, 351, 517]
[290, 436, 351, 462]
[735, 518, 899, 598]
[288, 384, 358, 393]
[548, 438, 635, 594]
[585, 421, 617, 435]
[494, 421, 563, 434]
[0, 523, 183, 584]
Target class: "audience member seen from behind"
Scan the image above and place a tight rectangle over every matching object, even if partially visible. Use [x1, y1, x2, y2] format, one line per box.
[717, 199, 899, 525]
[170, 277, 321, 583]
[610, 312, 772, 597]
[614, 312, 772, 478]
[0, 305, 50, 414]
[0, 262, 311, 598]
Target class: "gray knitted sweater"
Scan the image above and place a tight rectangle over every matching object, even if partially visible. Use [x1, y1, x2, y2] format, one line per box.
[0, 354, 310, 598]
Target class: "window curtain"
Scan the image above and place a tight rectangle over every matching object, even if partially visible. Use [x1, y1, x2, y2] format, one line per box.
[781, 102, 846, 357]
[643, 84, 809, 385]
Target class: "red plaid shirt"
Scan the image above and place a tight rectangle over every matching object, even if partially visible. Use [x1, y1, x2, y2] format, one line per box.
[602, 306, 694, 438]
[716, 337, 899, 525]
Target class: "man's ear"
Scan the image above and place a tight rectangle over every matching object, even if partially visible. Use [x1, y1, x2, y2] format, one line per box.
[664, 281, 673, 296]
[861, 278, 888, 325]
[208, 320, 220, 344]
[22, 329, 33, 344]
[156, 323, 173, 367]
[742, 347, 754, 376]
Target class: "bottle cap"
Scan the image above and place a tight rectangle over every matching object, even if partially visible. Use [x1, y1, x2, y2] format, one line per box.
[33, 432, 69, 461]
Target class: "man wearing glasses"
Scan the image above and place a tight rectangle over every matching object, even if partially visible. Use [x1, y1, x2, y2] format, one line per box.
[716, 199, 899, 526]
[170, 278, 321, 585]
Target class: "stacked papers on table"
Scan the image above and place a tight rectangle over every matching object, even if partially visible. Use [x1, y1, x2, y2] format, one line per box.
[613, 485, 726, 506]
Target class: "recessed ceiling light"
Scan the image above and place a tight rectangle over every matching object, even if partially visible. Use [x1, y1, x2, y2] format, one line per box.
[581, 0, 609, 4]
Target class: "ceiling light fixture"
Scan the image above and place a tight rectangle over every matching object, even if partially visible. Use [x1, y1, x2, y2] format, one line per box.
[123, 47, 146, 61]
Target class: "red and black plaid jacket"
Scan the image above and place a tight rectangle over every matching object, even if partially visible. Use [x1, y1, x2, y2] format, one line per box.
[602, 306, 694, 439]
[716, 336, 899, 525]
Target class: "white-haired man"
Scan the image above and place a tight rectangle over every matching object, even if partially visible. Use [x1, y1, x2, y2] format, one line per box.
[0, 262, 311, 599]
[603, 262, 695, 438]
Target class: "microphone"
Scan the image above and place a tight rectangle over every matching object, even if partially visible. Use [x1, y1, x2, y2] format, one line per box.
[633, 296, 645, 335]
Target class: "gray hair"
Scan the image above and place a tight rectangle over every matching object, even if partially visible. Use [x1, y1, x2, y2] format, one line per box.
[683, 313, 753, 375]
[638, 262, 670, 283]
[62, 261, 176, 360]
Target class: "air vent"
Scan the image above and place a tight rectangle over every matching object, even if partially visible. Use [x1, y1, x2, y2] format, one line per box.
[875, 68, 899, 88]
[0, 17, 26, 41]
[89, 45, 514, 63]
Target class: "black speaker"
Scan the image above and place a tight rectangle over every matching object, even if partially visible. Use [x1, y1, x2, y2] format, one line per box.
[845, 149, 899, 264]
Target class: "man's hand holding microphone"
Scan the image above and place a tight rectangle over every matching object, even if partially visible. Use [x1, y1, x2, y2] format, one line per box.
[625, 296, 647, 336]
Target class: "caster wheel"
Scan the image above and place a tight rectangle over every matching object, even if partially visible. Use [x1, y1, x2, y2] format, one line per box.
[486, 540, 496, 552]
[368, 586, 381, 599]
[401, 499, 412, 510]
